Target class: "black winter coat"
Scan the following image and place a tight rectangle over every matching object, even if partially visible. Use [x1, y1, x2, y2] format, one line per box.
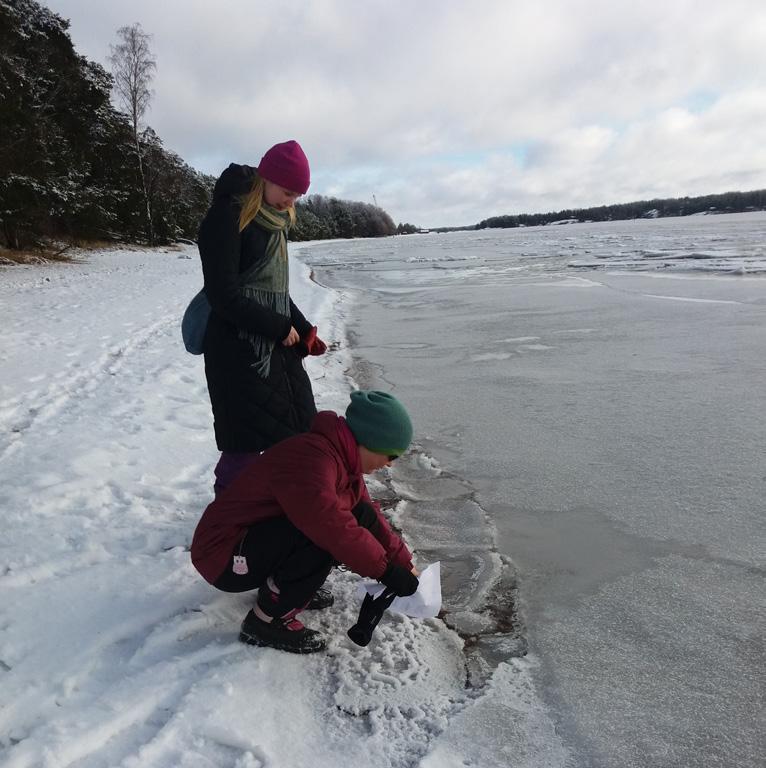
[198, 163, 317, 452]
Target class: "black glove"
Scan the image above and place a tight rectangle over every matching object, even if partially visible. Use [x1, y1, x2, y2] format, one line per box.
[379, 564, 419, 597]
[347, 588, 397, 647]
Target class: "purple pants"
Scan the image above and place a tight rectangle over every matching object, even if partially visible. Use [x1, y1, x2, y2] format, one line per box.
[213, 451, 260, 496]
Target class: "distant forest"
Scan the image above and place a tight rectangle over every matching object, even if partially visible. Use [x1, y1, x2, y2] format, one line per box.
[468, 189, 766, 232]
[0, 0, 401, 252]
[292, 194, 397, 241]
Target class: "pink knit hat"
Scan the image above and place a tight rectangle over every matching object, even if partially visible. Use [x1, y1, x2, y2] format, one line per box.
[257, 140, 311, 195]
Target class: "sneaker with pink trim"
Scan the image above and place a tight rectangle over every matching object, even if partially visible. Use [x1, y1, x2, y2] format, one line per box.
[238, 608, 326, 654]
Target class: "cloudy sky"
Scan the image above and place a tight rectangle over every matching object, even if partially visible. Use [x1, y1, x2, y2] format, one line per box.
[44, 0, 766, 227]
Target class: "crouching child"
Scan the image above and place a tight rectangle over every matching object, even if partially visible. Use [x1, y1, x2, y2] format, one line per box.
[190, 390, 420, 653]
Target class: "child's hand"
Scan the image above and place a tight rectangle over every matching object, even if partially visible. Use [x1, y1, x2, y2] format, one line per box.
[411, 566, 420, 577]
[380, 564, 419, 596]
[282, 326, 300, 346]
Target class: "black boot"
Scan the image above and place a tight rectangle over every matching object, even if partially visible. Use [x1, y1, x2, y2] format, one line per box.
[306, 586, 334, 610]
[239, 609, 326, 654]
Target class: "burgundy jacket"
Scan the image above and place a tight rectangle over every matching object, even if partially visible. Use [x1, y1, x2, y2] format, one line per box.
[191, 411, 413, 584]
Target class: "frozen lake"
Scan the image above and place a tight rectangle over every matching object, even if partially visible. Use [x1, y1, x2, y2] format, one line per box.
[2, 214, 762, 767]
[295, 213, 766, 768]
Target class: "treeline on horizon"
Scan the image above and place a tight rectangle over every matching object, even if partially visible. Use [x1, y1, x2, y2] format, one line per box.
[0, 0, 402, 252]
[467, 189, 766, 232]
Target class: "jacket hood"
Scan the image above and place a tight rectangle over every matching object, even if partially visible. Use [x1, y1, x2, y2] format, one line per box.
[212, 163, 256, 200]
[311, 411, 361, 475]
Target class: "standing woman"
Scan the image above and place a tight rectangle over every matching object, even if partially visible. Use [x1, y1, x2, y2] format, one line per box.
[198, 140, 327, 493]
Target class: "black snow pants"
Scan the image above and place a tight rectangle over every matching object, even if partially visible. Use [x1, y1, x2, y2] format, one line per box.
[213, 501, 381, 615]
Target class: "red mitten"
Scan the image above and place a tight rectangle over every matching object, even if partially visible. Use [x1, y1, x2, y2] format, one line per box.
[308, 333, 327, 356]
[301, 326, 328, 356]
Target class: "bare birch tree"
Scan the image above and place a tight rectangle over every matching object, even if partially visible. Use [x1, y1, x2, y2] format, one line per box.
[109, 23, 156, 244]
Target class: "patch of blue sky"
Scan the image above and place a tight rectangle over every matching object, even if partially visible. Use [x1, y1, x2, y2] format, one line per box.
[681, 88, 719, 113]
[626, 89, 720, 124]
[544, 90, 721, 152]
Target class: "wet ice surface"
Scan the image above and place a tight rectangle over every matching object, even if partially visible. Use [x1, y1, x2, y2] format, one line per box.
[297, 212, 766, 768]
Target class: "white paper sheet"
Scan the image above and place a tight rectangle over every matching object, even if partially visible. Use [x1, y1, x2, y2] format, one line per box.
[357, 561, 442, 618]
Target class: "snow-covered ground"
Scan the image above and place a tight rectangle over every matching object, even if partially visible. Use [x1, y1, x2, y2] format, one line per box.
[0, 245, 565, 768]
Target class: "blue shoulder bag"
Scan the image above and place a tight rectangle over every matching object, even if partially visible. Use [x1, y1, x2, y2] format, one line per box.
[181, 289, 211, 355]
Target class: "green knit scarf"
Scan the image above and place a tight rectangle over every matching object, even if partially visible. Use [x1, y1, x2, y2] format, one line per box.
[239, 204, 292, 377]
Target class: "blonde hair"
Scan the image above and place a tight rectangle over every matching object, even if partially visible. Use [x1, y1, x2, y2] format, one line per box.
[238, 172, 296, 232]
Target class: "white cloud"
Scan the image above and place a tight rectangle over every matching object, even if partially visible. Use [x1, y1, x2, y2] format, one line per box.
[42, 0, 766, 226]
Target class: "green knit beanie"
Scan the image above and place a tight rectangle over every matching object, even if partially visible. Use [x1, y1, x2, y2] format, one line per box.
[345, 390, 413, 457]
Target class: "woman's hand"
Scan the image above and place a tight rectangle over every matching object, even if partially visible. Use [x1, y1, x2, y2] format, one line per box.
[411, 566, 420, 577]
[282, 326, 300, 346]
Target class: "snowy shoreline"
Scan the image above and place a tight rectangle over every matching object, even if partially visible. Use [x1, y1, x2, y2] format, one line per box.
[0, 244, 563, 768]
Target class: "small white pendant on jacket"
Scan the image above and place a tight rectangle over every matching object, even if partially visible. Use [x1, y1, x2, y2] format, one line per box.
[233, 555, 249, 575]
